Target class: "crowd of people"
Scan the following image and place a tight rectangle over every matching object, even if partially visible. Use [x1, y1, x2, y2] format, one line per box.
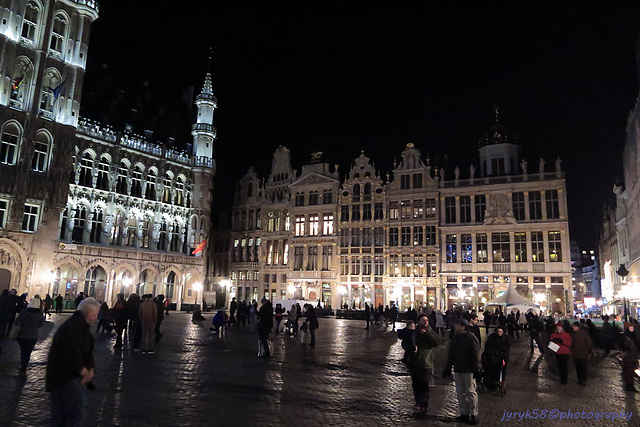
[392, 305, 640, 425]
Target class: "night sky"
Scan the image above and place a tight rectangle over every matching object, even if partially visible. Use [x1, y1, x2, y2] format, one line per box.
[81, 1, 640, 249]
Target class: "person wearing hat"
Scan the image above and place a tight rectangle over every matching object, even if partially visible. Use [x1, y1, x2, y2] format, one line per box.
[550, 321, 572, 385]
[443, 318, 481, 425]
[570, 322, 592, 386]
[14, 295, 44, 379]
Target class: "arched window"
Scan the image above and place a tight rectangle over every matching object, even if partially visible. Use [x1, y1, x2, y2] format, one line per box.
[39, 68, 62, 119]
[131, 165, 143, 197]
[162, 173, 172, 203]
[158, 219, 168, 250]
[170, 223, 180, 252]
[145, 169, 156, 200]
[31, 131, 50, 172]
[78, 153, 93, 187]
[90, 208, 103, 243]
[125, 214, 136, 247]
[84, 266, 106, 298]
[165, 271, 176, 299]
[49, 13, 67, 56]
[175, 176, 185, 206]
[116, 161, 128, 194]
[110, 211, 123, 245]
[96, 156, 109, 190]
[10, 58, 32, 109]
[72, 204, 86, 243]
[363, 183, 372, 201]
[247, 183, 253, 198]
[21, 2, 40, 43]
[59, 205, 70, 240]
[352, 184, 361, 202]
[53, 265, 78, 299]
[138, 269, 156, 295]
[140, 216, 152, 249]
[0, 122, 21, 165]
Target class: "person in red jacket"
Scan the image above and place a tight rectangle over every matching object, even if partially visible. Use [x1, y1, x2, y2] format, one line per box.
[550, 321, 572, 384]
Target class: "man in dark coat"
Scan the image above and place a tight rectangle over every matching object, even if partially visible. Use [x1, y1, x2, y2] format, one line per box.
[390, 303, 398, 330]
[229, 297, 237, 325]
[154, 294, 165, 342]
[305, 303, 319, 346]
[364, 303, 370, 330]
[443, 319, 481, 425]
[570, 322, 592, 386]
[528, 314, 544, 353]
[258, 298, 273, 357]
[469, 313, 482, 346]
[46, 298, 101, 426]
[55, 294, 64, 315]
[113, 294, 128, 350]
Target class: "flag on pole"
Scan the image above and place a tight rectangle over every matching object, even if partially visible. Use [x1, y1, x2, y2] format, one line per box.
[12, 74, 24, 90]
[192, 239, 207, 255]
[49, 79, 66, 101]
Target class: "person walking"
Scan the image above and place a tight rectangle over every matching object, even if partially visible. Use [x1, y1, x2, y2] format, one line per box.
[443, 319, 481, 425]
[0, 289, 12, 337]
[570, 321, 592, 386]
[139, 294, 157, 354]
[113, 294, 128, 350]
[528, 314, 544, 353]
[44, 294, 53, 319]
[408, 315, 440, 414]
[390, 303, 398, 331]
[468, 313, 482, 346]
[435, 310, 446, 337]
[364, 303, 370, 330]
[288, 303, 298, 336]
[46, 297, 100, 426]
[257, 298, 273, 357]
[14, 296, 44, 379]
[305, 303, 319, 346]
[229, 297, 237, 325]
[483, 311, 492, 334]
[275, 303, 284, 334]
[550, 321, 572, 385]
[55, 294, 64, 315]
[620, 322, 639, 392]
[96, 302, 110, 334]
[154, 294, 165, 342]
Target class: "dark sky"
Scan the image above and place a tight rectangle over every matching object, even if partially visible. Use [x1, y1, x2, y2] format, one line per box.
[82, 1, 640, 249]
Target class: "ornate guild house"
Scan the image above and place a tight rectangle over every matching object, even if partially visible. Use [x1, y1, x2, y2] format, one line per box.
[0, 0, 215, 308]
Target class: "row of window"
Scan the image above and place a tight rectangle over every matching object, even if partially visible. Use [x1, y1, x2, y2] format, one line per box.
[443, 190, 560, 224]
[0, 122, 50, 172]
[294, 214, 334, 236]
[20, 3, 71, 60]
[292, 246, 333, 271]
[389, 199, 438, 220]
[388, 226, 438, 246]
[294, 189, 334, 206]
[444, 231, 562, 264]
[73, 152, 190, 206]
[339, 228, 386, 247]
[0, 199, 39, 232]
[340, 203, 385, 221]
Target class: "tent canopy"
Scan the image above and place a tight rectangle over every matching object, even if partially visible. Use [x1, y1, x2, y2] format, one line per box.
[485, 284, 540, 313]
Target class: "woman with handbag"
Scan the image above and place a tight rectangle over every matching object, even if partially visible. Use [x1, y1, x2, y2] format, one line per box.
[13, 296, 44, 379]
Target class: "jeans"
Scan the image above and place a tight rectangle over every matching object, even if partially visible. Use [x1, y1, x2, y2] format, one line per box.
[555, 353, 569, 384]
[453, 372, 478, 416]
[259, 327, 271, 357]
[574, 358, 588, 383]
[17, 338, 37, 370]
[50, 378, 86, 427]
[409, 367, 432, 408]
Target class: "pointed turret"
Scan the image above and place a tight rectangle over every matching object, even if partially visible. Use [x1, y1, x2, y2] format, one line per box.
[192, 58, 217, 166]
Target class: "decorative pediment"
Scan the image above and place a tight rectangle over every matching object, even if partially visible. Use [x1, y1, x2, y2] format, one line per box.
[290, 172, 338, 187]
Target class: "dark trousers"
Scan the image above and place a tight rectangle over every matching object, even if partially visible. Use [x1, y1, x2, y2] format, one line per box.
[259, 327, 270, 357]
[133, 319, 142, 348]
[530, 334, 543, 352]
[574, 358, 588, 383]
[309, 327, 316, 345]
[17, 338, 37, 370]
[50, 378, 86, 427]
[115, 322, 127, 347]
[276, 318, 282, 333]
[365, 316, 370, 329]
[55, 303, 63, 315]
[555, 353, 569, 384]
[154, 318, 164, 341]
[410, 367, 431, 408]
[622, 361, 638, 388]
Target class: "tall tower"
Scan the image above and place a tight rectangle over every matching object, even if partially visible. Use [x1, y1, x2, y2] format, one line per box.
[190, 66, 217, 249]
[477, 105, 521, 177]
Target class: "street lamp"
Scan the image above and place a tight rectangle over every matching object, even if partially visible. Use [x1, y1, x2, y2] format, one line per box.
[193, 282, 202, 310]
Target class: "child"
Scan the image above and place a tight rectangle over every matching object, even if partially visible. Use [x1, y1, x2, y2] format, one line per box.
[397, 320, 417, 364]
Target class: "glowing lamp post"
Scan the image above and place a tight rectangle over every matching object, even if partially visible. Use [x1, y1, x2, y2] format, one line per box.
[193, 282, 202, 310]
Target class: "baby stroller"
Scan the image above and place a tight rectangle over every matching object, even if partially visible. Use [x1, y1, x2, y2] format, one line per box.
[479, 350, 506, 396]
[284, 319, 296, 338]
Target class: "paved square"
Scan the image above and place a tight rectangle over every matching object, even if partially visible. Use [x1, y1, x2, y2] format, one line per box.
[0, 314, 638, 426]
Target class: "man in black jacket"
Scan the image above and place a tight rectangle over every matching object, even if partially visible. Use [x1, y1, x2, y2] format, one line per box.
[258, 298, 273, 357]
[443, 318, 481, 425]
[46, 297, 101, 426]
[469, 313, 482, 346]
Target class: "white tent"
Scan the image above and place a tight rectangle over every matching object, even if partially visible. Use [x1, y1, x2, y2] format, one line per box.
[485, 284, 540, 313]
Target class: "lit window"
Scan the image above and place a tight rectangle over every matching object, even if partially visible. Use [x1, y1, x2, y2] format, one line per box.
[49, 14, 67, 55]
[22, 204, 39, 232]
[31, 133, 49, 172]
[0, 123, 20, 165]
[323, 214, 334, 235]
[295, 216, 305, 236]
[21, 2, 39, 43]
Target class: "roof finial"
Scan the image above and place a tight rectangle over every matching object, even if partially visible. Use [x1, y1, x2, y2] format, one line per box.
[493, 103, 500, 123]
[207, 47, 213, 74]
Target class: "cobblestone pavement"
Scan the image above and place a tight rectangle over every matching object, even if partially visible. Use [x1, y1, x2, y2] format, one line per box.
[0, 313, 639, 426]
